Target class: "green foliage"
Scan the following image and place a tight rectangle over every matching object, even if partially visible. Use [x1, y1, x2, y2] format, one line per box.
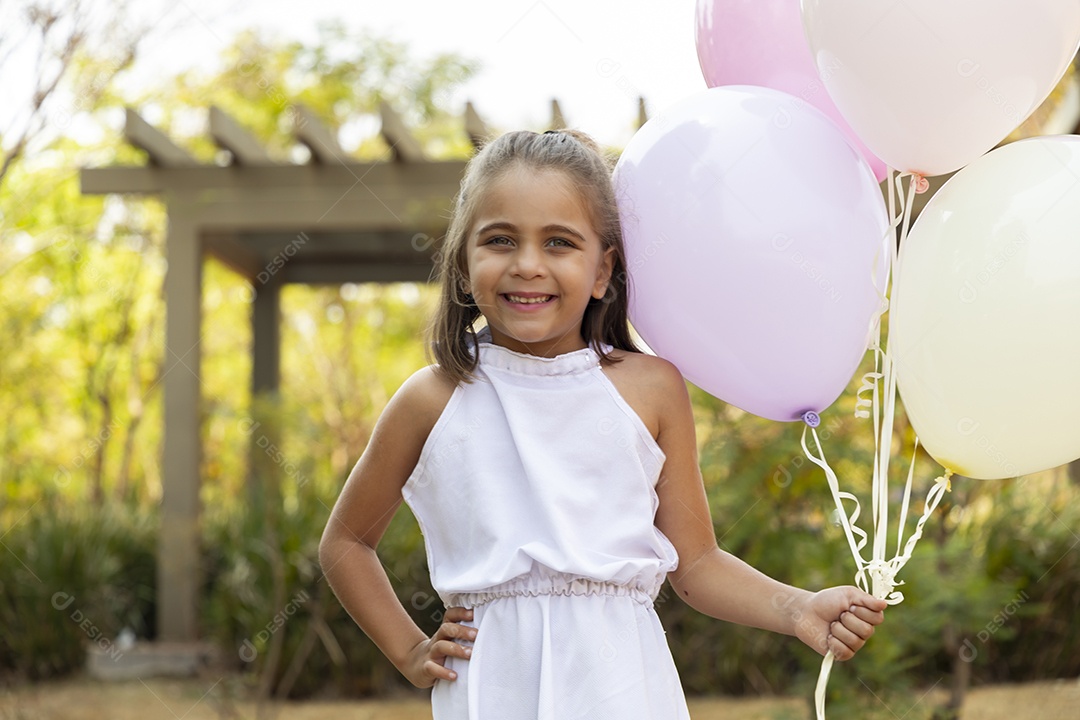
[976, 476, 1080, 682]
[1, 14, 477, 508]
[130, 22, 479, 163]
[200, 388, 440, 698]
[0, 497, 156, 679]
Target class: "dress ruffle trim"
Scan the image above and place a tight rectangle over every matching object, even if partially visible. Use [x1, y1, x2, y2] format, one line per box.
[466, 325, 611, 377]
[443, 570, 665, 609]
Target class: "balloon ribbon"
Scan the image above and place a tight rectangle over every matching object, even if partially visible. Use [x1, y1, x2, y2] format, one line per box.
[805, 169, 952, 719]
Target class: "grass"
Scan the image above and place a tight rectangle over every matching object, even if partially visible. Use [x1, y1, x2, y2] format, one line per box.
[1, 675, 1078, 720]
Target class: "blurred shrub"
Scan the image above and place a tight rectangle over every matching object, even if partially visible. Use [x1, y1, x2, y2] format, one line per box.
[0, 495, 155, 679]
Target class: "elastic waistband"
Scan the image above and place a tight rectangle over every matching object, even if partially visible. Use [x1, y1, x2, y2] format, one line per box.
[444, 574, 658, 609]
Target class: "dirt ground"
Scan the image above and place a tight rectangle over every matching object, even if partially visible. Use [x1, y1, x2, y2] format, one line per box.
[1, 675, 1078, 720]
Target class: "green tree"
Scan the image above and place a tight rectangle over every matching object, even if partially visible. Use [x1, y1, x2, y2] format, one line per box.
[0, 0, 153, 189]
[0, 18, 479, 699]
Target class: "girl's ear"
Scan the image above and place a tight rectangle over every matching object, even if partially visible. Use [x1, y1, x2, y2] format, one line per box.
[592, 246, 616, 300]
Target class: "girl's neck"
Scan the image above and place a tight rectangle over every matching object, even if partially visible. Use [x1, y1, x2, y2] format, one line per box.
[481, 325, 590, 358]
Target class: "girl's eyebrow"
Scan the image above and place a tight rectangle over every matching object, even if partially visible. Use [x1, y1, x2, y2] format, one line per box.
[475, 221, 516, 236]
[544, 224, 587, 242]
[475, 221, 587, 242]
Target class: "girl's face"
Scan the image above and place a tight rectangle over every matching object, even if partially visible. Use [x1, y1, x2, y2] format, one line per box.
[465, 165, 614, 358]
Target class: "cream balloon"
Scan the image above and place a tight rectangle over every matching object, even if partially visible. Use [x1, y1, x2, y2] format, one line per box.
[891, 136, 1080, 479]
[801, 0, 1080, 176]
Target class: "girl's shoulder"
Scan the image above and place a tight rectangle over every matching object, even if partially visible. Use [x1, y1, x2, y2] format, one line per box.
[401, 365, 460, 435]
[601, 347, 683, 386]
[599, 349, 686, 442]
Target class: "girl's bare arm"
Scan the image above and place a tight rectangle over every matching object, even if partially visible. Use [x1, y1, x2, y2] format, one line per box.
[648, 359, 885, 660]
[319, 367, 474, 686]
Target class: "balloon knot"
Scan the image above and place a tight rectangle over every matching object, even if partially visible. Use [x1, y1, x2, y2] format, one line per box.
[863, 559, 905, 604]
[913, 174, 930, 194]
[802, 411, 821, 428]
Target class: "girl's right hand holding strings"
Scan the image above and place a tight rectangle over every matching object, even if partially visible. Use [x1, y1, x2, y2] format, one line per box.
[402, 606, 477, 687]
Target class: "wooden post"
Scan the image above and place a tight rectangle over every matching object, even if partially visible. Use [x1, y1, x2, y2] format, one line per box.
[159, 212, 202, 641]
[248, 271, 282, 506]
[251, 274, 281, 398]
[247, 271, 287, 692]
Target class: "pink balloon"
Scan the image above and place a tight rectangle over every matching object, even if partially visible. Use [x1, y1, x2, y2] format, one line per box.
[801, 0, 1080, 176]
[695, 0, 888, 182]
[614, 86, 889, 422]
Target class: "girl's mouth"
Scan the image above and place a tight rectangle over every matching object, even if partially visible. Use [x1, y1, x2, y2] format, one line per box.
[501, 294, 556, 310]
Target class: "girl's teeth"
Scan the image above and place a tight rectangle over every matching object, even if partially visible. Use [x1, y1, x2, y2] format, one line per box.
[507, 295, 552, 304]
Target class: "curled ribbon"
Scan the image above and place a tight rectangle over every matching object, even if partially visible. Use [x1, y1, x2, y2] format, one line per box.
[808, 168, 952, 720]
[854, 368, 884, 420]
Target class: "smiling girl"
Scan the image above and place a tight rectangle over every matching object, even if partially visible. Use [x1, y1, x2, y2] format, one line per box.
[319, 129, 886, 719]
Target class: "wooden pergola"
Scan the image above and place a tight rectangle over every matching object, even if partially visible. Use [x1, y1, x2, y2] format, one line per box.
[79, 99, 648, 642]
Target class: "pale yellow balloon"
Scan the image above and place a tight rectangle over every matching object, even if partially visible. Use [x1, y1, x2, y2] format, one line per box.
[891, 136, 1080, 479]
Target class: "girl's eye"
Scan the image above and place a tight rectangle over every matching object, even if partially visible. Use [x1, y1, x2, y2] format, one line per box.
[485, 236, 573, 248]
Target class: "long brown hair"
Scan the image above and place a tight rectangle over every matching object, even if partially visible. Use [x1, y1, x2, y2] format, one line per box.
[425, 129, 644, 384]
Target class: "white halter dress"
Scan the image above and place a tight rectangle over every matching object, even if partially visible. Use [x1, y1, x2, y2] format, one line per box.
[401, 325, 690, 719]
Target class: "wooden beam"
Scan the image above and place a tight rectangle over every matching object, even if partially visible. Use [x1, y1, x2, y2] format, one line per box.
[81, 160, 465, 193]
[465, 101, 489, 151]
[81, 166, 156, 194]
[124, 107, 198, 167]
[283, 261, 435, 285]
[209, 106, 274, 166]
[549, 99, 566, 130]
[80, 161, 467, 231]
[379, 101, 425, 162]
[237, 230, 433, 260]
[294, 104, 346, 164]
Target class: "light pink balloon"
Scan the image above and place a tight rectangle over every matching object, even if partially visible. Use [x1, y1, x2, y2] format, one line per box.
[695, 0, 888, 182]
[801, 0, 1080, 176]
[614, 86, 889, 423]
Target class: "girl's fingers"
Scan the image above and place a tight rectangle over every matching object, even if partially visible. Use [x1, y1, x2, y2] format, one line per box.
[425, 637, 472, 684]
[849, 604, 885, 626]
[425, 610, 477, 682]
[434, 621, 478, 643]
[839, 610, 875, 639]
[444, 606, 474, 624]
[829, 619, 864, 654]
[434, 638, 473, 661]
[434, 621, 477, 643]
[828, 634, 856, 661]
[853, 591, 888, 611]
[425, 658, 457, 682]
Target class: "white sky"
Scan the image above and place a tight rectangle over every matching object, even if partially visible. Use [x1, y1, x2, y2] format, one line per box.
[123, 0, 706, 148]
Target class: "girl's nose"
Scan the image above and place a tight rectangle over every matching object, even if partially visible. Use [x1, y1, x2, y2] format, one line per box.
[511, 244, 547, 278]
